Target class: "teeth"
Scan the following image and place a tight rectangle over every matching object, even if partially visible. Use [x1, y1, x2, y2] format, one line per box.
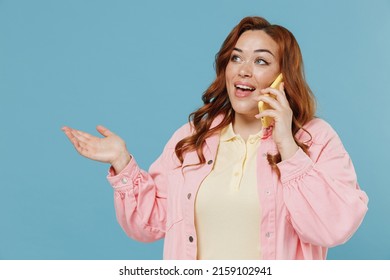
[236, 84, 255, 91]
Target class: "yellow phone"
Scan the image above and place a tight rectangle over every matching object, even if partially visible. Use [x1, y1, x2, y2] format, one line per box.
[258, 73, 283, 128]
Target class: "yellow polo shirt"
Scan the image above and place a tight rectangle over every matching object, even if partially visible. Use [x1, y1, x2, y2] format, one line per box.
[195, 123, 262, 259]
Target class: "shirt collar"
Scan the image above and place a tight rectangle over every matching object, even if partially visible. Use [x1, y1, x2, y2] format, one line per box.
[220, 122, 237, 142]
[220, 122, 264, 142]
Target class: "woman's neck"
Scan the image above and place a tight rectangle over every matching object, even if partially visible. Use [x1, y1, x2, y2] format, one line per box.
[232, 114, 263, 141]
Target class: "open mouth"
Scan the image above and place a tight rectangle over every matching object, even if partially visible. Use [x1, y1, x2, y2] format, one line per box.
[235, 84, 256, 92]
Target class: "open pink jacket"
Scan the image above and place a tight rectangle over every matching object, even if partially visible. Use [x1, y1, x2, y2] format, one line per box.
[107, 117, 368, 259]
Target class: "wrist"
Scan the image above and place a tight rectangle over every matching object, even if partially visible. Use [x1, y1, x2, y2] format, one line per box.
[111, 152, 131, 174]
[278, 138, 299, 161]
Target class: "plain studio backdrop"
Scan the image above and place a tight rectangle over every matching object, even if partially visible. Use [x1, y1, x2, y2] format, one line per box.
[1, 0, 389, 259]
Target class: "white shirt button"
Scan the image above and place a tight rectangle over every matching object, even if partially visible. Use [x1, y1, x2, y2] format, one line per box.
[121, 178, 128, 184]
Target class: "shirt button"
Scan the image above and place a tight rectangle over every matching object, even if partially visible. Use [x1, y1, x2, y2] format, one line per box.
[249, 138, 256, 144]
[207, 160, 213, 165]
[266, 190, 271, 195]
[187, 193, 192, 200]
[262, 153, 267, 157]
[121, 178, 128, 184]
[266, 232, 272, 238]
[189, 236, 194, 242]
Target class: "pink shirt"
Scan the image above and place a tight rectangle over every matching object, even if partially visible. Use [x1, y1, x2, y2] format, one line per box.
[107, 117, 368, 259]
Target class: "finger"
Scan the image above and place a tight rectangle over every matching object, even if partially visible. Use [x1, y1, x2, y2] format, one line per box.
[65, 129, 92, 151]
[62, 127, 79, 144]
[74, 141, 91, 158]
[261, 88, 282, 99]
[63, 129, 85, 153]
[96, 125, 113, 137]
[73, 129, 93, 140]
[62, 127, 97, 159]
[278, 82, 285, 93]
[277, 82, 289, 106]
[261, 84, 289, 107]
[258, 95, 282, 111]
[72, 130, 98, 146]
[62, 126, 77, 139]
[255, 109, 278, 119]
[74, 136, 100, 157]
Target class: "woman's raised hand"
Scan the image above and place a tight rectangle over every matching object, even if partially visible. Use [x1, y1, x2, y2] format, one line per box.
[62, 125, 131, 173]
[254, 82, 299, 161]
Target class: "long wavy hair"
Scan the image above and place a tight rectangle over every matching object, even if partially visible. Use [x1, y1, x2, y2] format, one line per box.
[175, 16, 316, 175]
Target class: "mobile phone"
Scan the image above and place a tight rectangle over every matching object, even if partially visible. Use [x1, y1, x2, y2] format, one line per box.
[258, 73, 283, 128]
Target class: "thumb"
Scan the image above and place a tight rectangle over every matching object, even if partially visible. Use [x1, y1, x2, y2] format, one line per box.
[96, 125, 114, 137]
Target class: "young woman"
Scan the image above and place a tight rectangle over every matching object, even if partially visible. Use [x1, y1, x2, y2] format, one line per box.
[62, 16, 368, 259]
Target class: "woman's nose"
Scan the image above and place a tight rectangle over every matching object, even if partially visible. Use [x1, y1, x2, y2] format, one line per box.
[238, 62, 252, 77]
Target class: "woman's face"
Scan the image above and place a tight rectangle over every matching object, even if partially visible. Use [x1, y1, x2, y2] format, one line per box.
[225, 30, 281, 119]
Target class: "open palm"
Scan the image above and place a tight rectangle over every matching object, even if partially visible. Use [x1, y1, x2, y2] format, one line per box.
[62, 125, 129, 167]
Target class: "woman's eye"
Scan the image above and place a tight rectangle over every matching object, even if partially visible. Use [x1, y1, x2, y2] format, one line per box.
[231, 55, 241, 62]
[255, 58, 268, 65]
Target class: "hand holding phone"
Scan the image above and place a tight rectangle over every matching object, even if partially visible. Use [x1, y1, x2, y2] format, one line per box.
[258, 73, 283, 128]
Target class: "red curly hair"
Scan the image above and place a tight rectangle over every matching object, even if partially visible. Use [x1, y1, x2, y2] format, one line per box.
[175, 16, 316, 175]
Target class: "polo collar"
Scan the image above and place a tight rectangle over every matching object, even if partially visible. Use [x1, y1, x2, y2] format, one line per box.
[220, 122, 265, 142]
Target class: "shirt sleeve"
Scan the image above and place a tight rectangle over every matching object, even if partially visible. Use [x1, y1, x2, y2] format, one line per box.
[106, 153, 168, 242]
[277, 120, 368, 247]
[106, 124, 187, 243]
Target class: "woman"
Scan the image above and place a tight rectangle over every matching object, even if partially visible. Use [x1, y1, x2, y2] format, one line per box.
[62, 16, 368, 259]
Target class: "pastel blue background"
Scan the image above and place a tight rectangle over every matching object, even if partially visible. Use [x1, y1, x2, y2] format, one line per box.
[1, 0, 389, 260]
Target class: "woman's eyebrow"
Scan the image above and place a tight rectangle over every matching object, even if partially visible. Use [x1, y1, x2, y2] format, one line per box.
[233, 47, 275, 57]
